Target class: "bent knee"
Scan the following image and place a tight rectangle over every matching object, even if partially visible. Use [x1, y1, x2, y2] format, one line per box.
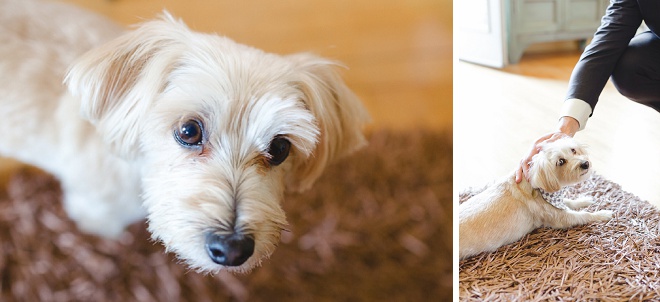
[611, 32, 660, 106]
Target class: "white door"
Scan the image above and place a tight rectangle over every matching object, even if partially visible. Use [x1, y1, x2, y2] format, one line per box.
[457, 0, 507, 68]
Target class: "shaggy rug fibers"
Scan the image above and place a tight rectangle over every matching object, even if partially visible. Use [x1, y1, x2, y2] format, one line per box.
[459, 175, 660, 301]
[0, 129, 452, 302]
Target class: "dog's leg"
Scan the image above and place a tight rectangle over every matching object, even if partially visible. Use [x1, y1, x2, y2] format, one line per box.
[563, 196, 594, 210]
[61, 187, 143, 238]
[543, 208, 613, 229]
[58, 156, 146, 238]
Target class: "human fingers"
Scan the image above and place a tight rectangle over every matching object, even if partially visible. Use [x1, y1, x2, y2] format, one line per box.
[517, 132, 563, 183]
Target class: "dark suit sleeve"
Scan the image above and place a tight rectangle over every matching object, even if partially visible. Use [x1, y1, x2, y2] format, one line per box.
[565, 0, 643, 113]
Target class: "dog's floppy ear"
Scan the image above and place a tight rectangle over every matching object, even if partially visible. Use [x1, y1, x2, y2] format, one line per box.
[286, 53, 370, 191]
[528, 150, 561, 192]
[64, 13, 186, 158]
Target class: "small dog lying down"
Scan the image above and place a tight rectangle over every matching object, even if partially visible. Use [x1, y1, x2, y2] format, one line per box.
[0, 1, 368, 273]
[459, 137, 613, 259]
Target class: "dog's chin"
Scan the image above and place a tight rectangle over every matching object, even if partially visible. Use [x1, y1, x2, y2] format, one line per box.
[554, 169, 592, 189]
[561, 169, 591, 188]
[207, 255, 264, 275]
[578, 169, 592, 181]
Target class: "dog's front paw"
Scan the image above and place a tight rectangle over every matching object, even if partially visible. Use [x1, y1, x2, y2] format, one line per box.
[591, 210, 614, 222]
[564, 196, 593, 210]
[62, 190, 146, 239]
[75, 217, 129, 238]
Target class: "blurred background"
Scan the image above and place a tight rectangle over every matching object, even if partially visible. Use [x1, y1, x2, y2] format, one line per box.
[63, 0, 452, 131]
[455, 0, 660, 206]
[0, 0, 453, 301]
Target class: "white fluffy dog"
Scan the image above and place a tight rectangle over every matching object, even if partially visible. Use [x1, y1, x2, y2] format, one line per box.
[0, 1, 368, 273]
[459, 137, 613, 259]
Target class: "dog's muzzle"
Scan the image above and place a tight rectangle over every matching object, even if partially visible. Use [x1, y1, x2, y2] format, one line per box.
[205, 233, 255, 266]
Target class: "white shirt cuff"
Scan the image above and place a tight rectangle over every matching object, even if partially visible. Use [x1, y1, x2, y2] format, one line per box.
[559, 98, 592, 131]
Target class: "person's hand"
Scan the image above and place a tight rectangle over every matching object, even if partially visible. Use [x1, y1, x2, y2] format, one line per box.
[515, 132, 569, 183]
[515, 117, 581, 183]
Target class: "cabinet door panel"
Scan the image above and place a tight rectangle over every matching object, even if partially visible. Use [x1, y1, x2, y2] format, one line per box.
[516, 0, 560, 34]
[565, 0, 603, 31]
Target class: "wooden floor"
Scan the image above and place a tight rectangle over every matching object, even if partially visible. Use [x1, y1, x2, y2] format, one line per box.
[456, 50, 660, 206]
[60, 0, 453, 131]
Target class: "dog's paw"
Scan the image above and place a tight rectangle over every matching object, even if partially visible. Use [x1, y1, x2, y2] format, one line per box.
[62, 190, 145, 239]
[591, 210, 614, 222]
[75, 217, 128, 239]
[564, 196, 593, 210]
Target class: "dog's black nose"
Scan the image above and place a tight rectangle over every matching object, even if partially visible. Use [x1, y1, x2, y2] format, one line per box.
[205, 233, 255, 266]
[580, 161, 590, 170]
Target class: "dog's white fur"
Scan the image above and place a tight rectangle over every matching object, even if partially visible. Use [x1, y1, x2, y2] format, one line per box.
[0, 0, 368, 273]
[459, 137, 613, 259]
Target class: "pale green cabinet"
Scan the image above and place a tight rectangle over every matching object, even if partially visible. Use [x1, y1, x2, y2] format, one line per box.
[507, 0, 609, 63]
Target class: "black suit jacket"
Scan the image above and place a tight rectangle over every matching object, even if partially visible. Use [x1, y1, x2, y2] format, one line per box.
[566, 0, 659, 112]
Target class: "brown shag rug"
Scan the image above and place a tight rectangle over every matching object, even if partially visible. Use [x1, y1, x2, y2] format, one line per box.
[459, 175, 660, 301]
[0, 129, 452, 302]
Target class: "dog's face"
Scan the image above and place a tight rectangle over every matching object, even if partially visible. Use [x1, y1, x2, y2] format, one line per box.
[528, 137, 591, 192]
[65, 14, 368, 273]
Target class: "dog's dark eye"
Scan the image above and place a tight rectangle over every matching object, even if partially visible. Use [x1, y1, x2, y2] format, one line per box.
[557, 158, 566, 166]
[267, 136, 291, 166]
[175, 119, 203, 147]
[571, 148, 577, 155]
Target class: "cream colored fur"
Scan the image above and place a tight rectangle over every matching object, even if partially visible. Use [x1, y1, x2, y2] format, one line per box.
[459, 137, 613, 259]
[0, 0, 368, 273]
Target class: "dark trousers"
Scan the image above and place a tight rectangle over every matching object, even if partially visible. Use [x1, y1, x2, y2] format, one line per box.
[611, 31, 660, 112]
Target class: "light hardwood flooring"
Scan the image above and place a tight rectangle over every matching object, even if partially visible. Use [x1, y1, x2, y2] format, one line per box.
[60, 0, 452, 131]
[456, 50, 660, 207]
